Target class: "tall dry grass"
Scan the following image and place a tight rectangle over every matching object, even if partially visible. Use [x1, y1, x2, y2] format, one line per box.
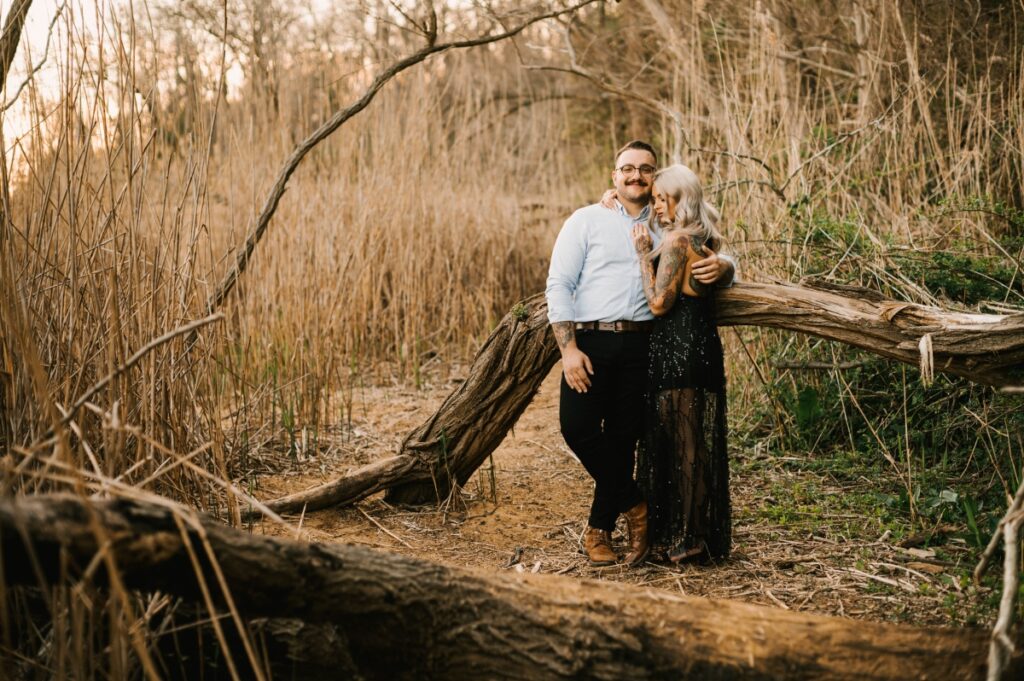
[1, 0, 1020, 517]
[2, 0, 1020, 513]
[1, 0, 1023, 675]
[2, 2, 591, 502]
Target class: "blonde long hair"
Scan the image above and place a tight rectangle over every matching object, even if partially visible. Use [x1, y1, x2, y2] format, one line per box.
[647, 164, 723, 261]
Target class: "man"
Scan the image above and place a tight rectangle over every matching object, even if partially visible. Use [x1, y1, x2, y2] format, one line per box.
[545, 140, 734, 567]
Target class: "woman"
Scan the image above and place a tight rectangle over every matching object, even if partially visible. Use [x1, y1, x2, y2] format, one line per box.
[630, 164, 730, 564]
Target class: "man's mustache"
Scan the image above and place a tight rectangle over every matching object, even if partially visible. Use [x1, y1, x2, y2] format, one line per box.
[626, 180, 648, 186]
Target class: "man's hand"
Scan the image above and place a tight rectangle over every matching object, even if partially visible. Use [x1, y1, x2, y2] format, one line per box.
[552, 321, 594, 392]
[561, 345, 594, 393]
[691, 249, 733, 285]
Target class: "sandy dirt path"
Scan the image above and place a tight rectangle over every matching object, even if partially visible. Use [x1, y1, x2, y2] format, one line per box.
[254, 365, 989, 628]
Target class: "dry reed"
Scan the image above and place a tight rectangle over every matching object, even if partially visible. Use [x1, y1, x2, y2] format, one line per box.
[1, 0, 1022, 677]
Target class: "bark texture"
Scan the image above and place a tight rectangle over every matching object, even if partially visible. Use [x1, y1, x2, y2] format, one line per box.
[385, 293, 560, 504]
[1, 494, 1010, 681]
[176, 616, 361, 681]
[716, 280, 1024, 387]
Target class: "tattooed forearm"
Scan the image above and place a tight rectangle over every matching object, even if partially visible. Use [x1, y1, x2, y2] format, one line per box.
[551, 321, 576, 350]
[644, 238, 686, 314]
[639, 257, 658, 307]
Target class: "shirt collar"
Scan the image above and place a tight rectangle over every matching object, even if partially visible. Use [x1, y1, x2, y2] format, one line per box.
[613, 199, 651, 222]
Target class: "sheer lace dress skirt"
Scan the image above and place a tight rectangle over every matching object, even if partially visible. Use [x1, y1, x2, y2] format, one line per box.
[637, 296, 730, 560]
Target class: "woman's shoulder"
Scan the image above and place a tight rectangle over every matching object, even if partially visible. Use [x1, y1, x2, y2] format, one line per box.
[661, 230, 688, 248]
[663, 228, 712, 249]
[663, 230, 704, 254]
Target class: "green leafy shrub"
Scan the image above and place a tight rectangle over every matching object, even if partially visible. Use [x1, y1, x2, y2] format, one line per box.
[747, 199, 1024, 534]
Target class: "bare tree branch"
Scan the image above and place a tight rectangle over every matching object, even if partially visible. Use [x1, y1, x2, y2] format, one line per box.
[32, 313, 225, 446]
[524, 21, 691, 161]
[203, 0, 601, 317]
[1, 1, 65, 111]
[0, 0, 34, 87]
[974, 474, 1024, 680]
[778, 89, 909, 194]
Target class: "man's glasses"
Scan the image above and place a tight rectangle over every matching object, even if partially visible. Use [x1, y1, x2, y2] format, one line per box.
[616, 164, 656, 177]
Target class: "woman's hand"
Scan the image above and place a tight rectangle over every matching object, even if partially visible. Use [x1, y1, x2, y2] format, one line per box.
[631, 223, 653, 256]
[599, 189, 617, 209]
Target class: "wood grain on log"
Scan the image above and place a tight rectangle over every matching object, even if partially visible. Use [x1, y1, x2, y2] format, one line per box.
[0, 494, 1008, 680]
[262, 282, 1024, 510]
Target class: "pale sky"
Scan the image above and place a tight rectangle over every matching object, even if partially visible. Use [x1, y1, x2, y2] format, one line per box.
[1, 0, 349, 149]
[1, 0, 540, 166]
[2, 0, 100, 160]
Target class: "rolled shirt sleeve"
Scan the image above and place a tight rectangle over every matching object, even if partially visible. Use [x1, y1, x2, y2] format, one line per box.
[717, 252, 739, 288]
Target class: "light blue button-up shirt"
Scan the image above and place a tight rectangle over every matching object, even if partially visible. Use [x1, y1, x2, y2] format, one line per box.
[545, 200, 735, 324]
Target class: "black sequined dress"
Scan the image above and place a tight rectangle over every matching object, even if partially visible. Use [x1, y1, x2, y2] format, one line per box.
[636, 292, 730, 561]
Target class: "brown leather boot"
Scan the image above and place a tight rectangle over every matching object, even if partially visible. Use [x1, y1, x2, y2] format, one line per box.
[623, 500, 649, 567]
[582, 527, 617, 566]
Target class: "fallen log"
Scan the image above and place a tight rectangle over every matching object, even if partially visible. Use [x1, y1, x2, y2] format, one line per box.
[0, 494, 1011, 680]
[87, 601, 359, 681]
[385, 294, 561, 504]
[260, 281, 1024, 511]
[717, 279, 1024, 387]
[254, 455, 422, 516]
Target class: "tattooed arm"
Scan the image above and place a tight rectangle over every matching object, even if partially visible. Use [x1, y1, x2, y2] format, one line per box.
[551, 321, 593, 393]
[552, 321, 576, 351]
[633, 228, 687, 316]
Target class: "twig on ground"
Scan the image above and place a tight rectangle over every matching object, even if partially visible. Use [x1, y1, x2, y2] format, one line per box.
[975, 474, 1024, 681]
[359, 505, 413, 549]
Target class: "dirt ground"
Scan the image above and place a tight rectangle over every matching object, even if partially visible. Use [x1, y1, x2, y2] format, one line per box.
[252, 365, 994, 629]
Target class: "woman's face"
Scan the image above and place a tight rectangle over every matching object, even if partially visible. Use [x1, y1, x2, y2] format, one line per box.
[652, 186, 678, 225]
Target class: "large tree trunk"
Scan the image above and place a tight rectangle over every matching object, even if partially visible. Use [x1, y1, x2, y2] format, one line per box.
[261, 282, 1024, 511]
[1, 494, 1011, 680]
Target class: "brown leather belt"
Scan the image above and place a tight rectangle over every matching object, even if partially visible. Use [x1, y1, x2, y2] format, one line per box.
[575, 320, 654, 333]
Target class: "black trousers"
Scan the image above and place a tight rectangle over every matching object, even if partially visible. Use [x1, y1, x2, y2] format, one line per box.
[559, 329, 648, 531]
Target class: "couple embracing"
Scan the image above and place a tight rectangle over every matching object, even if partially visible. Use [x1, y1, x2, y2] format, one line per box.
[546, 140, 733, 568]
